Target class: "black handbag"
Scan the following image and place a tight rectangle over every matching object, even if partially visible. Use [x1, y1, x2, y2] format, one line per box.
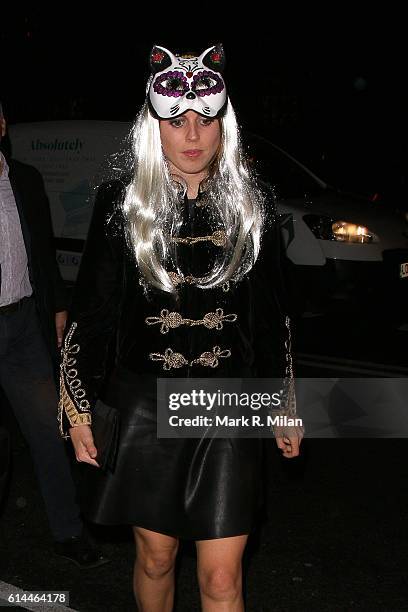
[91, 399, 120, 473]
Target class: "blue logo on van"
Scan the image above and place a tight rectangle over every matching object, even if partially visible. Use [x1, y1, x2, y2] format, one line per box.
[31, 138, 83, 152]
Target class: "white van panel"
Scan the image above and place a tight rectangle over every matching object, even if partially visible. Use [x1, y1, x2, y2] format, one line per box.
[9, 120, 131, 281]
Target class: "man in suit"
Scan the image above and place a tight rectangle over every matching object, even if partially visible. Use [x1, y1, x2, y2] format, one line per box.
[0, 100, 108, 568]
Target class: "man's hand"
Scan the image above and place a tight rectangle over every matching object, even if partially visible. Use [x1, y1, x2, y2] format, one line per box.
[275, 434, 302, 458]
[55, 310, 68, 348]
[69, 424, 100, 467]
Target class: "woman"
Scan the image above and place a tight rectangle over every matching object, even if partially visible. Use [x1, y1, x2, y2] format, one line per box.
[59, 44, 303, 611]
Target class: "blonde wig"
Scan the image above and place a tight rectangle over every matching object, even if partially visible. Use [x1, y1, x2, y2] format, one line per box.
[122, 97, 266, 294]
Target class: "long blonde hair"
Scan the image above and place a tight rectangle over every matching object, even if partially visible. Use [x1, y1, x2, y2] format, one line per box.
[122, 99, 265, 293]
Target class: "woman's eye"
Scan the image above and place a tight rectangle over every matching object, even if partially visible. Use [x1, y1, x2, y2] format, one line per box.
[194, 77, 217, 91]
[201, 118, 214, 126]
[170, 119, 184, 127]
[162, 77, 187, 92]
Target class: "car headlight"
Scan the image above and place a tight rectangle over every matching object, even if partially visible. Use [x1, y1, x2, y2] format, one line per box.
[303, 215, 379, 243]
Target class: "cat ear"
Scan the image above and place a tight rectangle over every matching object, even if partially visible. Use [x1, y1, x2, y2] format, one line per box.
[149, 45, 175, 74]
[200, 44, 226, 74]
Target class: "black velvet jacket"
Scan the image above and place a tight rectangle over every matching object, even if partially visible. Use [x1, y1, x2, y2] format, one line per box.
[59, 178, 299, 437]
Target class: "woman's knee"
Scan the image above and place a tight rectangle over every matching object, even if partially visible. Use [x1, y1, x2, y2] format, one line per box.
[134, 527, 179, 580]
[141, 550, 177, 580]
[198, 565, 242, 602]
[196, 534, 247, 601]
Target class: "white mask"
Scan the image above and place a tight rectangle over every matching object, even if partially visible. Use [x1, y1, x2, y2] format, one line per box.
[148, 44, 227, 119]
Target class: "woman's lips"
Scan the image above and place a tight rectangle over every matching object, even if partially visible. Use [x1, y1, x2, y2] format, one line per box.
[182, 150, 203, 158]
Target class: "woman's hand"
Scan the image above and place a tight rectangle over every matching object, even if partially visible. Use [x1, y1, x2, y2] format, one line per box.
[275, 434, 302, 458]
[69, 424, 100, 467]
[55, 310, 68, 349]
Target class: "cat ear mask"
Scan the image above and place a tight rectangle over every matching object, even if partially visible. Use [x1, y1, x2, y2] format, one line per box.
[147, 44, 227, 120]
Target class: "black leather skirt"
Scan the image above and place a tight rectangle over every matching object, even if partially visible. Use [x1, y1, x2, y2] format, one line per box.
[78, 367, 265, 540]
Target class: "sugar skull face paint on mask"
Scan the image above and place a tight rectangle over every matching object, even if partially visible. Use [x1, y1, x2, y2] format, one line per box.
[148, 44, 227, 119]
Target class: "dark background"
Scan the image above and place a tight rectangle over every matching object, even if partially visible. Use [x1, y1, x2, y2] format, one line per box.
[1, 10, 407, 203]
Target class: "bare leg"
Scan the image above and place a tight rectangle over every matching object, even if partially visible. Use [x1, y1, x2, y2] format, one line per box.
[132, 526, 179, 612]
[196, 535, 248, 611]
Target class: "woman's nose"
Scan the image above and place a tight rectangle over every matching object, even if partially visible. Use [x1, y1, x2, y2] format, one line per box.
[186, 122, 199, 141]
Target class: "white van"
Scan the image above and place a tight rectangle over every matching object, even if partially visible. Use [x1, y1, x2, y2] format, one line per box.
[8, 120, 131, 283]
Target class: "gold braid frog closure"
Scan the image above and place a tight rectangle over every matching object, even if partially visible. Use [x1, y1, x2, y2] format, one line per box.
[145, 308, 237, 334]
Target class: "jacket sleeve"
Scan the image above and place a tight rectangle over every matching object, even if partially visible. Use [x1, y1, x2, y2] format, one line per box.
[251, 209, 304, 439]
[58, 181, 125, 438]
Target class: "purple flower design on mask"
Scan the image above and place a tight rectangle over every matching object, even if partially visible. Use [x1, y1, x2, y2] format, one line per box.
[192, 70, 225, 97]
[153, 71, 189, 97]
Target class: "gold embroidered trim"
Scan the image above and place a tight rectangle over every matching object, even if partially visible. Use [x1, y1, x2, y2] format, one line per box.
[58, 380, 92, 437]
[58, 322, 91, 437]
[149, 348, 189, 370]
[149, 345, 231, 370]
[171, 230, 227, 247]
[190, 346, 231, 368]
[146, 310, 183, 332]
[167, 272, 231, 293]
[58, 379, 74, 439]
[145, 308, 237, 334]
[168, 271, 199, 287]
